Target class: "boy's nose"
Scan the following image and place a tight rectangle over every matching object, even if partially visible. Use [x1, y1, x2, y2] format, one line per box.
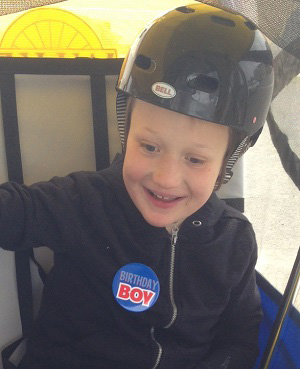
[152, 157, 182, 189]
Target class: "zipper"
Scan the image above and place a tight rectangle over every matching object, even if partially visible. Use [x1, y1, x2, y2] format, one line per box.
[150, 326, 163, 369]
[164, 225, 179, 328]
[150, 225, 179, 369]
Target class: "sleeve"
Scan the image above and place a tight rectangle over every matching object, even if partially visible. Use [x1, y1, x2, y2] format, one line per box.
[0, 175, 83, 252]
[199, 226, 262, 369]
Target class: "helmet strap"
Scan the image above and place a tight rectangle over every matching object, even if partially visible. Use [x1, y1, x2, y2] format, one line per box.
[116, 91, 127, 152]
[222, 136, 251, 184]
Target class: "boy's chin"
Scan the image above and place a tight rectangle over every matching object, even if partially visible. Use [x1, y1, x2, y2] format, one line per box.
[142, 214, 182, 230]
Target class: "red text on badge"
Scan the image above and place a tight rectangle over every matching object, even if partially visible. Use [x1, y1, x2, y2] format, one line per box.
[117, 282, 156, 307]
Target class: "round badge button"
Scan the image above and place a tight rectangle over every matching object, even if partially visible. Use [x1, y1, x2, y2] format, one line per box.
[112, 263, 160, 312]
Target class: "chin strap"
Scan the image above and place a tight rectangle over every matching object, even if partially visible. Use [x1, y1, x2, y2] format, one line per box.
[116, 91, 127, 152]
[223, 136, 251, 184]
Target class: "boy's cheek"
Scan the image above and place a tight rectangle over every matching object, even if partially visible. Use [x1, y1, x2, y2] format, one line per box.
[124, 155, 149, 179]
[123, 164, 144, 188]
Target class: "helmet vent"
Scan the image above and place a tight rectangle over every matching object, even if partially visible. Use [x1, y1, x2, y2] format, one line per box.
[245, 20, 257, 30]
[135, 54, 152, 70]
[187, 74, 219, 93]
[176, 6, 195, 14]
[211, 15, 235, 28]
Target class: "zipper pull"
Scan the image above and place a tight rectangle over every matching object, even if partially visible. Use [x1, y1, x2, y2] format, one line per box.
[171, 225, 179, 247]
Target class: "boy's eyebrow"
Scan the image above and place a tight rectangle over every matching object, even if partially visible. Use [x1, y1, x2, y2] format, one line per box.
[191, 142, 213, 150]
[142, 127, 158, 134]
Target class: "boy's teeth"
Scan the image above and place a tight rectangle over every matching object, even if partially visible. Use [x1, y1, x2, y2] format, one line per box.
[156, 194, 172, 200]
[151, 191, 176, 201]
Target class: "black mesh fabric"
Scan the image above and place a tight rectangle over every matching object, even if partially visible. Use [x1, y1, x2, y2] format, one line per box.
[198, 0, 300, 189]
[198, 0, 300, 59]
[0, 0, 67, 16]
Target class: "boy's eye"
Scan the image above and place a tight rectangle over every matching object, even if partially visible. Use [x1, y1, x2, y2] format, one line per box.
[141, 143, 158, 152]
[186, 156, 205, 165]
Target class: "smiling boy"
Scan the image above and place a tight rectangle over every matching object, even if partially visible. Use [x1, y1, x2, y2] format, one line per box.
[0, 3, 274, 369]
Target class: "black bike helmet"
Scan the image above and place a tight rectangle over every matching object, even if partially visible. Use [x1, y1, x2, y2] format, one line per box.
[116, 3, 274, 183]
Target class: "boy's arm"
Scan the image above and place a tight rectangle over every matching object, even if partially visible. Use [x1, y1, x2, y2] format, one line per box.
[0, 176, 80, 251]
[199, 255, 262, 369]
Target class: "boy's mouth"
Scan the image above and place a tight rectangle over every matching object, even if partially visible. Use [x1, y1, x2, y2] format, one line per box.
[147, 189, 182, 202]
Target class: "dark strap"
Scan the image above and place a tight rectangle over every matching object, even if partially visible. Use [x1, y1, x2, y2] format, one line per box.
[29, 250, 47, 284]
[15, 249, 47, 335]
[15, 251, 34, 336]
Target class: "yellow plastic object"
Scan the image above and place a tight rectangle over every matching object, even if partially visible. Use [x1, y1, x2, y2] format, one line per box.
[0, 8, 117, 58]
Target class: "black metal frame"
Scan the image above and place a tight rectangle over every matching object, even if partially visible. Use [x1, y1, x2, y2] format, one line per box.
[0, 57, 124, 176]
[0, 73, 23, 183]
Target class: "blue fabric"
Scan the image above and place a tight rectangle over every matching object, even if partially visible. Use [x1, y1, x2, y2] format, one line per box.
[254, 273, 300, 369]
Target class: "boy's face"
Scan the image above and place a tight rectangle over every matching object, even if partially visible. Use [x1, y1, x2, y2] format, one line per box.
[123, 99, 229, 232]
